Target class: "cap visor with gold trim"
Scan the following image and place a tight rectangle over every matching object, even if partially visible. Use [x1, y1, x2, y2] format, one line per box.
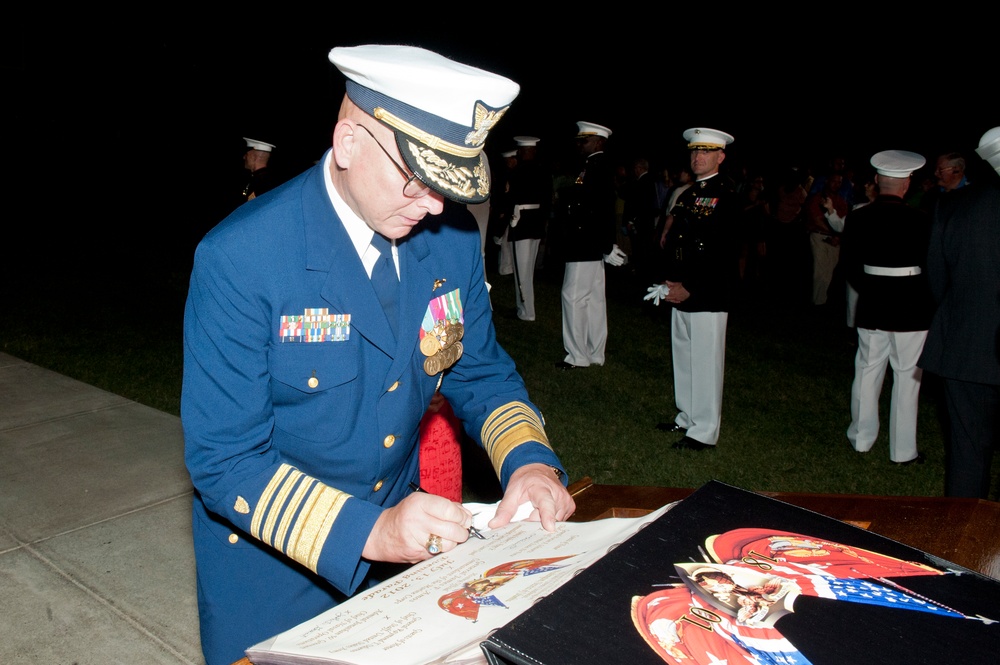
[329, 44, 520, 204]
[575, 121, 612, 139]
[683, 127, 734, 150]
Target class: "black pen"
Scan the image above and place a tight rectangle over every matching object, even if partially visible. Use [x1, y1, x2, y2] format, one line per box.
[409, 482, 486, 539]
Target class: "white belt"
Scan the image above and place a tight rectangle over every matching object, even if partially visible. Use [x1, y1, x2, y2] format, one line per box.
[510, 204, 541, 227]
[863, 265, 921, 276]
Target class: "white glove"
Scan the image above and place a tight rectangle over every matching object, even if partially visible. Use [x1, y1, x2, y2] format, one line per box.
[603, 244, 627, 267]
[644, 283, 671, 306]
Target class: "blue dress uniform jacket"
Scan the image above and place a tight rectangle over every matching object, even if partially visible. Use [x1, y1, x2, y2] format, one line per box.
[841, 194, 933, 332]
[662, 175, 740, 312]
[182, 153, 563, 664]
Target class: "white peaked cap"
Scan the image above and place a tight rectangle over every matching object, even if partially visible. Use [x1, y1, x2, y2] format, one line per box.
[870, 150, 926, 178]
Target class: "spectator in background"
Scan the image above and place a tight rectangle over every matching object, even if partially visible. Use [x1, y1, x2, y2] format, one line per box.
[759, 166, 810, 310]
[804, 172, 849, 307]
[919, 127, 1000, 498]
[920, 151, 970, 214]
[622, 155, 661, 287]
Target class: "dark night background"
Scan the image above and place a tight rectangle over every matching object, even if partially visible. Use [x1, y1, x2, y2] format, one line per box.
[3, 15, 993, 297]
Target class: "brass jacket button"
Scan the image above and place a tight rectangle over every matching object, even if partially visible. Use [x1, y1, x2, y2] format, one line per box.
[388, 381, 400, 392]
[373, 479, 385, 492]
[383, 434, 395, 448]
[228, 534, 239, 544]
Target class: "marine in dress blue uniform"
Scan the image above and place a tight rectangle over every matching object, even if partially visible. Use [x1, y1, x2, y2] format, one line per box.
[182, 45, 573, 665]
[841, 150, 931, 465]
[649, 128, 739, 450]
[557, 122, 626, 369]
[506, 135, 551, 321]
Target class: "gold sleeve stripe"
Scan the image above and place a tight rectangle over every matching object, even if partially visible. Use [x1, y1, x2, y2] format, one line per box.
[260, 468, 305, 545]
[273, 475, 317, 553]
[252, 463, 352, 573]
[481, 401, 551, 474]
[251, 463, 295, 538]
[289, 485, 351, 573]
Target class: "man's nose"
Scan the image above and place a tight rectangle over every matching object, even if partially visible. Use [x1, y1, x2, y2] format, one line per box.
[419, 190, 446, 215]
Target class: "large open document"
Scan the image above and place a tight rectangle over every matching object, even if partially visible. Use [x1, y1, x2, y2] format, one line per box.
[245, 502, 674, 665]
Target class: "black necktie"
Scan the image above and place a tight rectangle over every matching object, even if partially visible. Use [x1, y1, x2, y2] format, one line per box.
[369, 233, 399, 338]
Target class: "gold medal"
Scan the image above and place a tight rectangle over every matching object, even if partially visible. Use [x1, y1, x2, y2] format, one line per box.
[450, 322, 464, 342]
[420, 334, 439, 357]
[424, 354, 442, 376]
[439, 341, 463, 370]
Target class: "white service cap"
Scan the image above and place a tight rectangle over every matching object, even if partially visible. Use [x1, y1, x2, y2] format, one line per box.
[329, 44, 520, 204]
[683, 127, 734, 150]
[575, 121, 612, 139]
[975, 126, 1000, 173]
[514, 136, 540, 147]
[870, 150, 926, 178]
[244, 138, 275, 153]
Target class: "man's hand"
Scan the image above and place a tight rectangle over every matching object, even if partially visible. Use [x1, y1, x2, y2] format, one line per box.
[362, 492, 473, 563]
[644, 283, 671, 306]
[488, 463, 576, 532]
[603, 245, 627, 267]
[664, 281, 690, 303]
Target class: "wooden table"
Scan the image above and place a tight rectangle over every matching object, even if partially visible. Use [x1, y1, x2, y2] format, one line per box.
[234, 479, 1000, 664]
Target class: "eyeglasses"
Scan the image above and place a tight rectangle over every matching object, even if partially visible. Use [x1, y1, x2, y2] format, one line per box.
[355, 123, 431, 198]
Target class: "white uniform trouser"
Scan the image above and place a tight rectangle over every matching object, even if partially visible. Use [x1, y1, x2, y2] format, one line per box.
[561, 260, 606, 367]
[512, 239, 540, 321]
[847, 328, 928, 462]
[671, 309, 728, 446]
[498, 227, 514, 276]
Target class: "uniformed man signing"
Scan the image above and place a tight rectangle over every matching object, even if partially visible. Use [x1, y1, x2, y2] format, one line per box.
[182, 45, 575, 665]
[647, 128, 740, 450]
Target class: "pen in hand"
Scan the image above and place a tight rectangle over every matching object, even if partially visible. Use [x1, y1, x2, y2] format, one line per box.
[409, 482, 486, 540]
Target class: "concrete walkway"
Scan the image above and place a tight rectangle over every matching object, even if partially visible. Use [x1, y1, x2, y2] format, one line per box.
[0, 352, 204, 664]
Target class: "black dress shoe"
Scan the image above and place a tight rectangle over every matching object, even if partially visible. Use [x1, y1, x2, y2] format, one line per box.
[554, 361, 582, 370]
[893, 453, 926, 466]
[671, 436, 714, 451]
[656, 422, 687, 433]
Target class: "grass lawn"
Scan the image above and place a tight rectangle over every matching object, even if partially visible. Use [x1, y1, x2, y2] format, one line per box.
[2, 249, 995, 500]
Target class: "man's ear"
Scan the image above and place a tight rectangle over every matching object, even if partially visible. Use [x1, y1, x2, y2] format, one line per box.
[717, 150, 726, 166]
[332, 119, 356, 169]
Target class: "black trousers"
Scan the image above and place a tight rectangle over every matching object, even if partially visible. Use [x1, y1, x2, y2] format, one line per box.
[943, 378, 999, 499]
